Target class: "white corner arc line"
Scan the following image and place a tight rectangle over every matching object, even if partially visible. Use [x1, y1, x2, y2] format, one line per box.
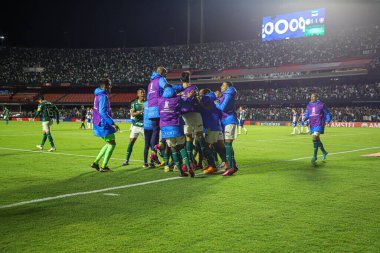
[0, 147, 144, 162]
[0, 146, 379, 210]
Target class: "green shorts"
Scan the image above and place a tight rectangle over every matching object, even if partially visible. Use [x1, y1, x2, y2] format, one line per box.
[103, 133, 115, 142]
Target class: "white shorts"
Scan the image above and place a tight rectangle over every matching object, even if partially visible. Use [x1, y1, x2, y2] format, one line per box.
[182, 112, 203, 135]
[205, 129, 224, 144]
[130, 126, 144, 139]
[166, 136, 186, 148]
[224, 124, 237, 140]
[42, 120, 53, 132]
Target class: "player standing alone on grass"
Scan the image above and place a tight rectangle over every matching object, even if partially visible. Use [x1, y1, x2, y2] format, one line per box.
[35, 95, 60, 152]
[91, 78, 120, 172]
[2, 106, 10, 124]
[238, 106, 248, 135]
[122, 88, 146, 166]
[86, 107, 92, 129]
[305, 93, 331, 166]
[80, 106, 86, 129]
[300, 108, 309, 134]
[290, 108, 300, 135]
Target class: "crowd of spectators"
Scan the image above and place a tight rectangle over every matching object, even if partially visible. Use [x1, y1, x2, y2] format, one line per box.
[236, 82, 380, 102]
[0, 26, 379, 85]
[4, 105, 378, 123]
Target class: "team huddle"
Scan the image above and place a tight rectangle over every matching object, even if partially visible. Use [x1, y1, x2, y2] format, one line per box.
[114, 68, 240, 177]
[31, 67, 332, 174]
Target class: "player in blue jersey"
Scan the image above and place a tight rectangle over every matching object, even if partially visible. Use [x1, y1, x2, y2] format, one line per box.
[142, 100, 161, 168]
[305, 93, 331, 166]
[215, 81, 239, 176]
[199, 88, 226, 173]
[290, 109, 300, 135]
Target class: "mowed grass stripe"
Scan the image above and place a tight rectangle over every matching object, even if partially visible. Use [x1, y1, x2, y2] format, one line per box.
[1, 146, 378, 210]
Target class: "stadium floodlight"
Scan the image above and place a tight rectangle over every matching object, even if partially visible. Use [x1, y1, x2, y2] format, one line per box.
[0, 36, 5, 40]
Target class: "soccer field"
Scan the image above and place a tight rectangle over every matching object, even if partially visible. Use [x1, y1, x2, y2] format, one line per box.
[0, 122, 379, 252]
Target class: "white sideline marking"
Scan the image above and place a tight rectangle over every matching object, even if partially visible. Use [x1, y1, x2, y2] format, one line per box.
[0, 177, 180, 209]
[287, 147, 379, 161]
[0, 147, 144, 162]
[0, 146, 379, 210]
[255, 133, 371, 142]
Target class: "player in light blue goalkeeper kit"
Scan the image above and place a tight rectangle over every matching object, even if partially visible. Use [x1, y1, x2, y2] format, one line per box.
[305, 93, 331, 166]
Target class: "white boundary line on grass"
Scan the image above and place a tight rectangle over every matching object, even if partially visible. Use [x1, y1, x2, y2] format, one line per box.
[0, 177, 180, 209]
[286, 147, 379, 161]
[0, 146, 378, 210]
[0, 147, 144, 162]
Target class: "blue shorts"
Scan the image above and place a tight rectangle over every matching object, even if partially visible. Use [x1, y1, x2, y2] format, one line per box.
[239, 120, 245, 127]
[310, 126, 324, 135]
[291, 122, 297, 127]
[301, 121, 309, 126]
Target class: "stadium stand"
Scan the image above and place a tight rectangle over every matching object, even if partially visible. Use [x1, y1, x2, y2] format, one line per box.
[43, 93, 66, 102]
[0, 26, 379, 123]
[0, 25, 379, 85]
[58, 93, 94, 103]
[109, 93, 136, 103]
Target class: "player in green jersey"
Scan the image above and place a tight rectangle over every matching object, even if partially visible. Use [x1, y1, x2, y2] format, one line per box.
[122, 88, 146, 166]
[3, 107, 10, 124]
[34, 95, 60, 151]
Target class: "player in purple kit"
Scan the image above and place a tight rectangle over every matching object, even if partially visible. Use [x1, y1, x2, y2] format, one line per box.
[147, 67, 183, 151]
[304, 93, 331, 166]
[159, 85, 194, 177]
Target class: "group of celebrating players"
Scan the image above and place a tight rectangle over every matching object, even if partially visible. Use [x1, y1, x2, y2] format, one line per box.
[91, 67, 241, 177]
[31, 66, 332, 175]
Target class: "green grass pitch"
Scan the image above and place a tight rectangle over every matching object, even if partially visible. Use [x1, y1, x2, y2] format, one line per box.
[0, 121, 379, 252]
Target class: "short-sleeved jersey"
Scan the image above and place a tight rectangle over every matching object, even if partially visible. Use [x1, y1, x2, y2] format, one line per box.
[86, 110, 92, 119]
[131, 99, 144, 127]
[292, 113, 298, 123]
[80, 109, 86, 120]
[3, 108, 9, 117]
[239, 110, 246, 120]
[36, 101, 59, 122]
[300, 113, 306, 122]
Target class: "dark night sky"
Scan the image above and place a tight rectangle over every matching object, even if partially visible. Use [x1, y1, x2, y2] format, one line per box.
[1, 0, 379, 48]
